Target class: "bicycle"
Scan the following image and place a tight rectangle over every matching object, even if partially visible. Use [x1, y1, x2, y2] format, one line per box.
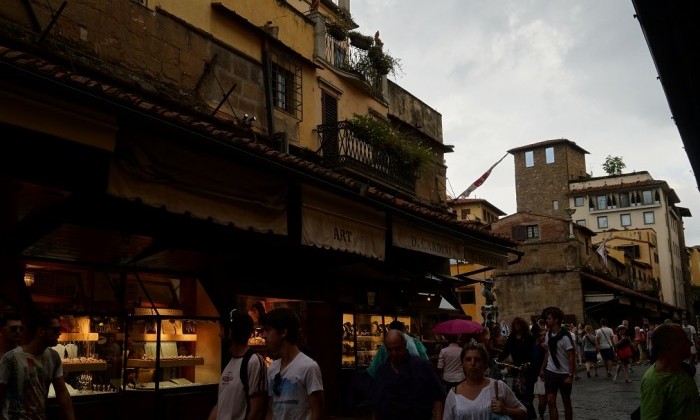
[494, 361, 536, 418]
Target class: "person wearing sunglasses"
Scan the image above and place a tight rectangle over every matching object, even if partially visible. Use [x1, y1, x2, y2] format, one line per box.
[0, 312, 75, 420]
[209, 309, 268, 420]
[0, 312, 23, 360]
[262, 308, 324, 420]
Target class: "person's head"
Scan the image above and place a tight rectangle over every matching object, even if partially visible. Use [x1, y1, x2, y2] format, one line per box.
[385, 329, 407, 365]
[542, 307, 564, 328]
[225, 308, 254, 346]
[262, 307, 301, 352]
[600, 318, 608, 327]
[26, 312, 61, 348]
[461, 342, 489, 379]
[511, 317, 531, 336]
[248, 301, 266, 324]
[682, 318, 689, 326]
[617, 325, 627, 335]
[653, 323, 691, 362]
[585, 324, 594, 335]
[445, 334, 458, 344]
[0, 312, 23, 348]
[388, 320, 405, 332]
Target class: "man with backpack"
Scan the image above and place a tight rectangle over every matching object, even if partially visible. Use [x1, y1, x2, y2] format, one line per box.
[209, 309, 268, 420]
[539, 307, 575, 420]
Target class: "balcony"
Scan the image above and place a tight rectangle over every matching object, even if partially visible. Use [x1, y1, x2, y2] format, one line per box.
[323, 32, 392, 98]
[316, 121, 418, 193]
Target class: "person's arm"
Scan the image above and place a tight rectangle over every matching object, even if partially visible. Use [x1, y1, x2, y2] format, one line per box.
[539, 346, 549, 379]
[52, 376, 76, 420]
[0, 383, 6, 417]
[432, 399, 444, 420]
[247, 392, 267, 420]
[264, 397, 273, 420]
[564, 347, 576, 384]
[308, 390, 324, 420]
[208, 404, 217, 420]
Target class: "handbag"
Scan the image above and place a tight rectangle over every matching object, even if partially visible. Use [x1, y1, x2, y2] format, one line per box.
[491, 379, 513, 420]
[617, 344, 633, 359]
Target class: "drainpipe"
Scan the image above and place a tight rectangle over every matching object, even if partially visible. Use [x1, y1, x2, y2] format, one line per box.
[261, 38, 275, 139]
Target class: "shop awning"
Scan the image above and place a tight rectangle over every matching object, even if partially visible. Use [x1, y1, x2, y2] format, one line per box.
[581, 272, 685, 315]
[108, 135, 288, 234]
[301, 186, 386, 260]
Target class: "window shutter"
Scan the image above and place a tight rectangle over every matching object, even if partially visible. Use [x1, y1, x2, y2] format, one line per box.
[512, 225, 526, 241]
[322, 92, 338, 125]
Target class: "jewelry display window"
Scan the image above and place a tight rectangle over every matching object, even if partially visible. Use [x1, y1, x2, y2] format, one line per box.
[340, 312, 413, 369]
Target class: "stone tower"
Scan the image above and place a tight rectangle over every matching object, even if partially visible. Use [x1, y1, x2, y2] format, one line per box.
[508, 139, 589, 218]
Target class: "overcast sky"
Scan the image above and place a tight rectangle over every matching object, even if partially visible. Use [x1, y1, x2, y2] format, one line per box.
[350, 0, 700, 245]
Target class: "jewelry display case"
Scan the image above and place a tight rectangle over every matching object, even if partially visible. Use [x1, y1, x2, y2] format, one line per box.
[340, 312, 413, 369]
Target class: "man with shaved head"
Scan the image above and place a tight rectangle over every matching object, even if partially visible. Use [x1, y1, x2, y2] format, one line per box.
[370, 329, 445, 420]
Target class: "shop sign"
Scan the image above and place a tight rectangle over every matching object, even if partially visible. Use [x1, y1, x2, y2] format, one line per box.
[392, 221, 463, 259]
[301, 186, 386, 260]
[463, 246, 508, 269]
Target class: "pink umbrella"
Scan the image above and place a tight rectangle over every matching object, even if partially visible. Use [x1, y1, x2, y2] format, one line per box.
[432, 319, 484, 335]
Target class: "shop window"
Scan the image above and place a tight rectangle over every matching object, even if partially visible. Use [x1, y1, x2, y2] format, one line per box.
[574, 197, 584, 207]
[620, 213, 631, 227]
[644, 211, 655, 224]
[545, 147, 555, 164]
[597, 216, 608, 229]
[525, 151, 534, 167]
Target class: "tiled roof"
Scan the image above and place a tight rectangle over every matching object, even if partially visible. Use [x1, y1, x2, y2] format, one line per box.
[0, 43, 515, 248]
[568, 179, 667, 195]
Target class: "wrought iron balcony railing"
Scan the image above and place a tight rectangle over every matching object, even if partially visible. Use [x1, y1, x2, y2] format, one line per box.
[316, 121, 417, 192]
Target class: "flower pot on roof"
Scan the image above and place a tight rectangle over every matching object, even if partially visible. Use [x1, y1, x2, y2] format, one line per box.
[348, 31, 373, 50]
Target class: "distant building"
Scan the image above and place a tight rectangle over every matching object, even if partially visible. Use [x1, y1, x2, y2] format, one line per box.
[508, 139, 691, 308]
[449, 197, 506, 224]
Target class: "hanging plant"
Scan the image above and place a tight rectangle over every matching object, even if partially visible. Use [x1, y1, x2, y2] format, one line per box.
[367, 45, 397, 76]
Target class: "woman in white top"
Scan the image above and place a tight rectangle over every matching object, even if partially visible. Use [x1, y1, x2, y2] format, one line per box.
[438, 334, 465, 389]
[443, 342, 526, 420]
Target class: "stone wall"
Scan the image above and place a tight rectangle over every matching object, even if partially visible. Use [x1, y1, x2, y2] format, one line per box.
[494, 270, 584, 325]
[513, 141, 587, 219]
[0, 0, 267, 130]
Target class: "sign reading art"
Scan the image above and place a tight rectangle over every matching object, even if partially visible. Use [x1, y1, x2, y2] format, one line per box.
[301, 186, 386, 260]
[392, 221, 463, 259]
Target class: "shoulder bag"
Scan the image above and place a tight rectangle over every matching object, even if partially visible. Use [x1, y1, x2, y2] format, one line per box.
[491, 379, 513, 420]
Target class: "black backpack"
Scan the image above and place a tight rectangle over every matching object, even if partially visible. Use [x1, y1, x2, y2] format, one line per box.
[240, 348, 267, 419]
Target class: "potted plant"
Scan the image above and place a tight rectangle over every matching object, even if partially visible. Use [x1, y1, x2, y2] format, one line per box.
[347, 115, 434, 173]
[348, 31, 373, 50]
[326, 21, 347, 41]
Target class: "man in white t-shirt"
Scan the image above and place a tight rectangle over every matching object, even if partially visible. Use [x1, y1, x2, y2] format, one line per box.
[0, 312, 74, 420]
[595, 318, 615, 377]
[209, 309, 267, 420]
[539, 307, 575, 420]
[263, 308, 324, 420]
[682, 318, 697, 365]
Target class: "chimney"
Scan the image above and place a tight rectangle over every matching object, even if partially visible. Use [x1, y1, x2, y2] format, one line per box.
[338, 0, 350, 13]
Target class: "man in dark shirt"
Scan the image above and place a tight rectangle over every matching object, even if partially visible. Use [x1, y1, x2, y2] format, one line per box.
[371, 329, 445, 420]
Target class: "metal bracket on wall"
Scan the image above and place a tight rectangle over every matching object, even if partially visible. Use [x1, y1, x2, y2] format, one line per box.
[38, 1, 68, 44]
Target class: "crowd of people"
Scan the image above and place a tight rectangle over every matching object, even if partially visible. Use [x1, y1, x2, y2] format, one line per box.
[2, 305, 700, 420]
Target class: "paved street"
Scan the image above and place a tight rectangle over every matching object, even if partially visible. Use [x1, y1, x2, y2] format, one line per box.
[553, 364, 644, 420]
